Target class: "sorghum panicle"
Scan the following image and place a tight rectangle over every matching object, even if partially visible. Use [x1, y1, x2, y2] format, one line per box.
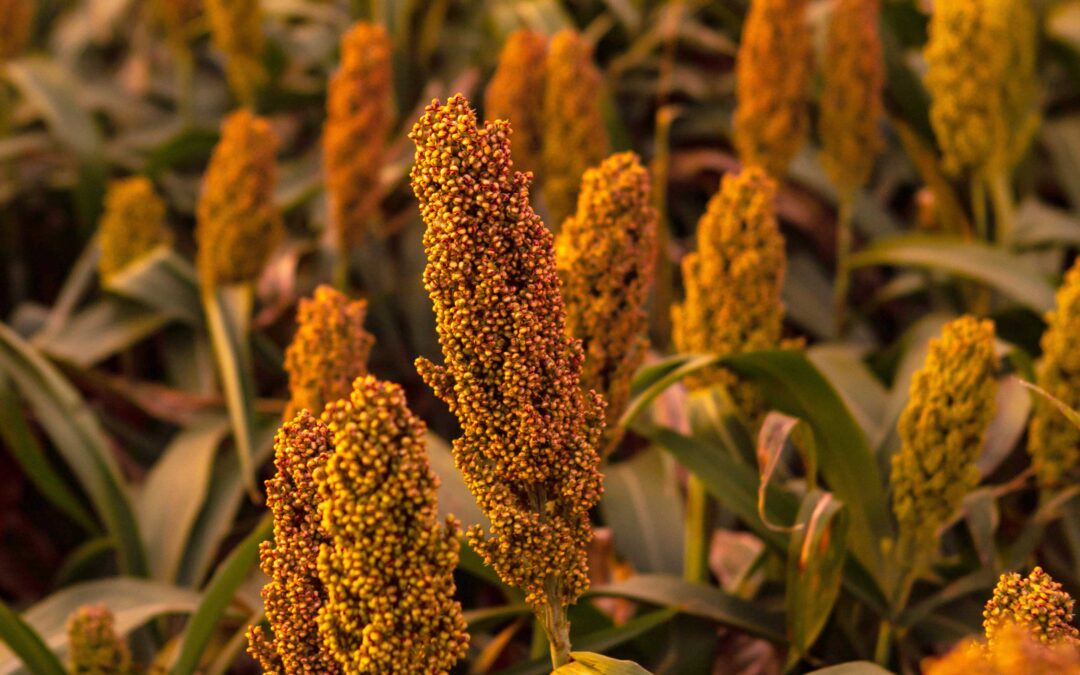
[1028, 260, 1080, 488]
[316, 375, 468, 674]
[732, 0, 812, 178]
[818, 0, 884, 196]
[890, 316, 998, 550]
[152, 0, 201, 54]
[485, 29, 547, 180]
[923, 0, 1038, 177]
[542, 29, 611, 227]
[409, 95, 604, 610]
[97, 177, 172, 281]
[671, 167, 787, 426]
[0, 0, 32, 62]
[283, 285, 374, 421]
[924, 625, 1080, 675]
[247, 411, 339, 674]
[556, 151, 657, 455]
[67, 605, 132, 675]
[196, 109, 281, 287]
[984, 567, 1080, 648]
[323, 21, 393, 249]
[205, 0, 265, 104]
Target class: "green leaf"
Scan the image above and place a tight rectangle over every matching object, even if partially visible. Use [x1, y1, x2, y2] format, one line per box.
[169, 515, 272, 675]
[849, 235, 1056, 314]
[104, 249, 202, 326]
[601, 447, 685, 575]
[723, 350, 891, 573]
[0, 602, 66, 675]
[34, 297, 169, 367]
[553, 652, 654, 675]
[0, 371, 96, 531]
[0, 322, 146, 575]
[0, 578, 202, 675]
[4, 58, 101, 158]
[1012, 199, 1080, 248]
[807, 662, 895, 675]
[807, 345, 888, 443]
[621, 354, 719, 427]
[786, 491, 850, 658]
[138, 415, 230, 582]
[588, 574, 785, 643]
[202, 286, 260, 501]
[1015, 377, 1080, 430]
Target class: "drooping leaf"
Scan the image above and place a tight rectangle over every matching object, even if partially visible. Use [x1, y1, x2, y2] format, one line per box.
[553, 651, 654, 675]
[34, 297, 169, 367]
[0, 602, 65, 675]
[806, 662, 895, 675]
[104, 249, 202, 326]
[5, 58, 101, 158]
[0, 322, 145, 575]
[849, 235, 1056, 314]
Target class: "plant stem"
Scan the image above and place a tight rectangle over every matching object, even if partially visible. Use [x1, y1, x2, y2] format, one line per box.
[971, 177, 988, 242]
[684, 475, 710, 582]
[832, 195, 855, 338]
[987, 170, 1014, 245]
[541, 580, 571, 668]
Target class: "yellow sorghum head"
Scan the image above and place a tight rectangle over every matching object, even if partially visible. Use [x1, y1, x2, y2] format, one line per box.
[410, 95, 604, 609]
[0, 0, 32, 62]
[247, 411, 339, 674]
[97, 177, 172, 281]
[732, 0, 812, 178]
[152, 0, 201, 54]
[485, 28, 547, 180]
[196, 109, 281, 287]
[671, 167, 786, 425]
[984, 567, 1080, 648]
[542, 29, 611, 226]
[283, 285, 374, 421]
[323, 21, 393, 250]
[205, 0, 265, 104]
[923, 0, 1038, 177]
[818, 0, 885, 196]
[67, 605, 132, 675]
[316, 375, 468, 674]
[1028, 260, 1080, 488]
[890, 316, 997, 550]
[924, 626, 1080, 675]
[556, 151, 657, 455]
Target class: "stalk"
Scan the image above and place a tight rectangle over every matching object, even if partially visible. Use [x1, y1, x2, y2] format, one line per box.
[987, 169, 1014, 245]
[970, 176, 988, 242]
[683, 475, 710, 582]
[541, 586, 572, 668]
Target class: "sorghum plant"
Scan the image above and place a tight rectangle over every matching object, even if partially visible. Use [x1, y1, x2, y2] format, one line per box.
[96, 177, 172, 281]
[556, 151, 657, 456]
[984, 567, 1079, 648]
[317, 375, 469, 673]
[204, 0, 265, 105]
[485, 28, 547, 181]
[323, 21, 393, 251]
[732, 0, 811, 178]
[410, 94, 603, 667]
[66, 605, 132, 675]
[542, 29, 610, 227]
[282, 285, 373, 421]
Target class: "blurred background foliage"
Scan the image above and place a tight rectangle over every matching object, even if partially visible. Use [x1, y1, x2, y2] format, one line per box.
[2, 0, 1080, 673]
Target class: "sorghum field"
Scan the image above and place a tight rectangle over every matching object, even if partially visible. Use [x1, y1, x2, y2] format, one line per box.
[1, 0, 1079, 673]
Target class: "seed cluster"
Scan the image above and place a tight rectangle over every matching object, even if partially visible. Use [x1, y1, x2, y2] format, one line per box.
[925, 625, 1080, 675]
[67, 605, 132, 675]
[732, 0, 811, 177]
[1028, 260, 1080, 488]
[196, 109, 281, 287]
[556, 151, 657, 455]
[485, 29, 548, 181]
[323, 21, 393, 249]
[984, 567, 1080, 648]
[247, 411, 339, 674]
[0, 0, 33, 62]
[205, 0, 265, 103]
[671, 167, 787, 426]
[542, 29, 611, 227]
[97, 177, 172, 281]
[283, 285, 374, 421]
[818, 0, 884, 196]
[924, 0, 1038, 177]
[890, 316, 998, 550]
[316, 375, 468, 674]
[409, 94, 604, 609]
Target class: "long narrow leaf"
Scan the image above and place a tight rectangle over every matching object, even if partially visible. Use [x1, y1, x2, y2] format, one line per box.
[0, 322, 145, 575]
[0, 602, 66, 675]
[169, 515, 272, 675]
